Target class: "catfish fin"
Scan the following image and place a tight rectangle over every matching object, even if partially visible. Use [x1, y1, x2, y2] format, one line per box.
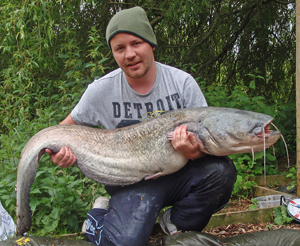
[144, 172, 163, 180]
[167, 131, 174, 140]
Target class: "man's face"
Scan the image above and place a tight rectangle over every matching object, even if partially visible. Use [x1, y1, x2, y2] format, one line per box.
[110, 33, 155, 80]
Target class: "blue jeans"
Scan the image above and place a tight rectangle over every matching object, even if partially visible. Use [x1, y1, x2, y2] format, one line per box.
[85, 155, 237, 246]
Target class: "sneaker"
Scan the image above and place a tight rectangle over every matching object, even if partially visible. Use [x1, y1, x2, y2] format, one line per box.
[82, 196, 110, 233]
[159, 208, 179, 235]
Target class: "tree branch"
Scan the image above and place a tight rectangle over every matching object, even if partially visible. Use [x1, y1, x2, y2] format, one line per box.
[197, 5, 256, 74]
[273, 0, 295, 4]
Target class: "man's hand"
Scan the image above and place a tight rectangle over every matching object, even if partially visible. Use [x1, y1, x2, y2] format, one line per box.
[45, 146, 77, 168]
[171, 125, 206, 160]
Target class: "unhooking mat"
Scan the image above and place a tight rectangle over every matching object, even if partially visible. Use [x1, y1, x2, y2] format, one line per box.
[1, 229, 300, 246]
[0, 235, 93, 246]
[160, 229, 300, 246]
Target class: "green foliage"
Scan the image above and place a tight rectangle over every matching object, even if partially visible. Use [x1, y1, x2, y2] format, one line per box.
[273, 205, 294, 226]
[286, 167, 297, 191]
[248, 198, 259, 210]
[29, 160, 107, 235]
[232, 175, 257, 199]
[154, 0, 295, 102]
[266, 223, 274, 230]
[0, 0, 110, 135]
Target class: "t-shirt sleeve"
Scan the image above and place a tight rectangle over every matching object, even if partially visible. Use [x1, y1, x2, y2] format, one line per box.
[71, 82, 103, 126]
[183, 75, 208, 108]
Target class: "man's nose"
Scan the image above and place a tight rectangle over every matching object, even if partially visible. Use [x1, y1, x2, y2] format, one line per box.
[125, 46, 136, 59]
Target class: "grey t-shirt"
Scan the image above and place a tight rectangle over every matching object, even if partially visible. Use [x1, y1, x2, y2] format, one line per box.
[71, 62, 207, 129]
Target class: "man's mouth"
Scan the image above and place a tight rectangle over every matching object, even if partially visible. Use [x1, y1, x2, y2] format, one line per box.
[127, 61, 141, 67]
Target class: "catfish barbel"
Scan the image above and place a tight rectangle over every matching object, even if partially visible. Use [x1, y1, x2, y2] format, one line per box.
[16, 107, 281, 235]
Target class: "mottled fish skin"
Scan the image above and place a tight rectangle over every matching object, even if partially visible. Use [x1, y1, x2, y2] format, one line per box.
[16, 107, 281, 235]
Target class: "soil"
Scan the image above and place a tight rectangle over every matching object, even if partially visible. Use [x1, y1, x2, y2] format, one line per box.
[203, 183, 300, 239]
[203, 191, 300, 239]
[203, 197, 300, 239]
[215, 198, 254, 214]
[204, 222, 300, 238]
[148, 222, 300, 244]
[148, 196, 300, 244]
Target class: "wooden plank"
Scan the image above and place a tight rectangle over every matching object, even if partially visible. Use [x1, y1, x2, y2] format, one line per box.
[249, 175, 292, 186]
[252, 185, 295, 198]
[205, 207, 274, 229]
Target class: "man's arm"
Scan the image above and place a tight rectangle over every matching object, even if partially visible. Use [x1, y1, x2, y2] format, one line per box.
[60, 113, 77, 125]
[45, 113, 77, 168]
[171, 125, 206, 160]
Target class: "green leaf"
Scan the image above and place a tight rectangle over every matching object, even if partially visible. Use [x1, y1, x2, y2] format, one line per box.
[248, 204, 258, 210]
[58, 54, 70, 59]
[83, 62, 96, 68]
[50, 207, 60, 220]
[249, 80, 255, 89]
[252, 96, 265, 102]
[98, 58, 109, 64]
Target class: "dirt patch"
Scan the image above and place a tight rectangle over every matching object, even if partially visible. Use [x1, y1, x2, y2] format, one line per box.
[206, 196, 300, 238]
[216, 198, 254, 213]
[204, 222, 300, 238]
[148, 198, 300, 244]
[148, 223, 300, 245]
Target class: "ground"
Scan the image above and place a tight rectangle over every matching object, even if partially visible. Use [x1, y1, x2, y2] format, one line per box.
[204, 222, 300, 238]
[215, 198, 254, 214]
[148, 198, 300, 243]
[148, 223, 300, 245]
[203, 155, 298, 238]
[203, 195, 300, 238]
[203, 186, 299, 238]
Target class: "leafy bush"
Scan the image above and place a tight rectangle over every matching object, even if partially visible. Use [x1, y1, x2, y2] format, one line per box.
[29, 160, 107, 235]
[286, 167, 297, 191]
[273, 205, 293, 226]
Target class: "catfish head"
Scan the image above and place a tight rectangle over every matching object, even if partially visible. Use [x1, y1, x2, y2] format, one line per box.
[194, 107, 281, 156]
[167, 107, 281, 156]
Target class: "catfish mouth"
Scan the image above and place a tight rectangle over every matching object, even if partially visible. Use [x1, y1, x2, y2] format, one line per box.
[252, 120, 281, 139]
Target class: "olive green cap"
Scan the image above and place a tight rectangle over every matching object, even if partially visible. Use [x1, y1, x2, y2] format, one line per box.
[106, 6, 157, 48]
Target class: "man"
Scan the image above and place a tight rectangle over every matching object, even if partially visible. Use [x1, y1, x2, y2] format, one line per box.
[46, 6, 237, 246]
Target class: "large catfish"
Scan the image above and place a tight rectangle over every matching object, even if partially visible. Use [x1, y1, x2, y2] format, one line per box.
[16, 107, 281, 235]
